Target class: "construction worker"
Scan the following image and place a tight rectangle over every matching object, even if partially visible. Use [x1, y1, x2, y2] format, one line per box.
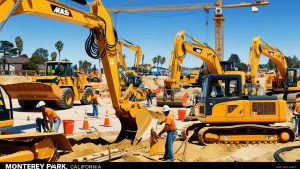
[294, 98, 300, 136]
[145, 87, 152, 107]
[158, 105, 177, 162]
[92, 89, 100, 118]
[36, 101, 61, 132]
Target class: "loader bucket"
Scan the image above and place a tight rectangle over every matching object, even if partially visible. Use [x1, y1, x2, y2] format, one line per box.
[2, 83, 62, 100]
[0, 132, 72, 162]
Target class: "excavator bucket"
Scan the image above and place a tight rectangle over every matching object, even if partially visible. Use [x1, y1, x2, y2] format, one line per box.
[2, 83, 62, 100]
[149, 128, 166, 156]
[0, 132, 72, 162]
[134, 109, 166, 144]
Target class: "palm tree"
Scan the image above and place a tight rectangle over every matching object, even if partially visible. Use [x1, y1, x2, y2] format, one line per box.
[50, 52, 57, 61]
[55, 41, 64, 61]
[152, 57, 157, 67]
[161, 57, 166, 67]
[156, 55, 162, 67]
[15, 36, 23, 55]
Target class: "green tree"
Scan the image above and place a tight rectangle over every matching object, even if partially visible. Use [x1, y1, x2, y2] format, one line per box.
[228, 53, 241, 64]
[161, 57, 166, 67]
[50, 52, 57, 61]
[0, 40, 17, 57]
[15, 36, 23, 55]
[152, 57, 158, 67]
[33, 48, 49, 58]
[156, 55, 162, 67]
[31, 54, 48, 64]
[22, 61, 38, 70]
[82, 60, 92, 73]
[55, 41, 64, 61]
[79, 60, 83, 71]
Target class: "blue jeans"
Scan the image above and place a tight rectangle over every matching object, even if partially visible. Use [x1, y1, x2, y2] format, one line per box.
[36, 117, 60, 132]
[54, 118, 61, 132]
[295, 115, 300, 136]
[92, 104, 98, 117]
[36, 117, 49, 132]
[147, 96, 152, 106]
[164, 130, 177, 161]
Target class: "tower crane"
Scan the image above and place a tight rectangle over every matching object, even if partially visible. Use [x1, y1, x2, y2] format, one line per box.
[109, 0, 269, 61]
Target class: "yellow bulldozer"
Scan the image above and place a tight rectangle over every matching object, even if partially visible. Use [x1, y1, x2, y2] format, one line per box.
[9, 61, 94, 109]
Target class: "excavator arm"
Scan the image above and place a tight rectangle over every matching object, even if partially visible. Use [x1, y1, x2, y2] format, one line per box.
[248, 36, 287, 84]
[0, 0, 153, 144]
[168, 31, 223, 88]
[116, 39, 143, 71]
[157, 31, 224, 107]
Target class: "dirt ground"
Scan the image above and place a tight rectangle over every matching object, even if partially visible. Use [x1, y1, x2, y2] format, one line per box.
[59, 129, 300, 162]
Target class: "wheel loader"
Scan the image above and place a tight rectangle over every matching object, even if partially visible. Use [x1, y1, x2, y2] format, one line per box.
[0, 85, 72, 162]
[7, 61, 94, 109]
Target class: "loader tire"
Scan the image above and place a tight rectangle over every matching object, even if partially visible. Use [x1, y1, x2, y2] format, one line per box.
[18, 100, 39, 110]
[80, 87, 93, 105]
[56, 88, 74, 109]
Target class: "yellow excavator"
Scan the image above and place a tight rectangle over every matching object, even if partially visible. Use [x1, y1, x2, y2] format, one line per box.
[0, 0, 162, 161]
[156, 31, 245, 107]
[116, 39, 142, 75]
[247, 36, 300, 107]
[116, 39, 147, 100]
[181, 74, 295, 144]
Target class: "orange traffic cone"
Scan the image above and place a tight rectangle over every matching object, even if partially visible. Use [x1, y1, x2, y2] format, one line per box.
[82, 110, 89, 130]
[104, 110, 110, 127]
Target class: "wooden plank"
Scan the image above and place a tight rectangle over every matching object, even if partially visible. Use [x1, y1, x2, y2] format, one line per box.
[73, 148, 126, 162]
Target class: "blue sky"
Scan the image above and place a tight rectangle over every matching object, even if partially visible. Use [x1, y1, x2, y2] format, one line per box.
[0, 0, 299, 69]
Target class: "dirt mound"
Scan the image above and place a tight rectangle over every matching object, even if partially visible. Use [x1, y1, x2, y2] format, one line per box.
[0, 76, 32, 85]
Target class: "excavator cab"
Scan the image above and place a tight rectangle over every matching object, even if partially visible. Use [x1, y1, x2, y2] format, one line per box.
[286, 68, 300, 88]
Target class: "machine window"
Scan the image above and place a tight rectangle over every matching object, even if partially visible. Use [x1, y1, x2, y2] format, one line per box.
[209, 79, 225, 98]
[229, 80, 238, 97]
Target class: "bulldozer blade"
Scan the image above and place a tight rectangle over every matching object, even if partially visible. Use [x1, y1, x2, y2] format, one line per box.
[149, 129, 166, 156]
[2, 83, 62, 100]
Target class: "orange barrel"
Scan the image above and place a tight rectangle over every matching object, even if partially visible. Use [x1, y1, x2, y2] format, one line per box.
[156, 88, 162, 95]
[178, 109, 187, 121]
[62, 120, 74, 135]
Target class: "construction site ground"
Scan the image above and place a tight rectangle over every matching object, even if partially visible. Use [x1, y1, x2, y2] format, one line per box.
[1, 75, 300, 162]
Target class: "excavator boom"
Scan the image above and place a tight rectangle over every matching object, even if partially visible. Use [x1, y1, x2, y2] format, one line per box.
[0, 0, 156, 161]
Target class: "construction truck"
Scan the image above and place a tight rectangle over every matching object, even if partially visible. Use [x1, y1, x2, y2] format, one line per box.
[181, 74, 295, 144]
[156, 31, 245, 107]
[0, 0, 165, 161]
[10, 61, 94, 109]
[247, 36, 300, 107]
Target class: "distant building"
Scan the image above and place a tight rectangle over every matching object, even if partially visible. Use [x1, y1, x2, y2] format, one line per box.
[2, 54, 30, 74]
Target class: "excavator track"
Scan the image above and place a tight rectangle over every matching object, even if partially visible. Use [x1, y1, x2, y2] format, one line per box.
[197, 124, 295, 145]
[181, 123, 205, 141]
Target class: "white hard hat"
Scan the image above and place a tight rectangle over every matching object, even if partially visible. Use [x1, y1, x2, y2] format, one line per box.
[162, 105, 170, 113]
[38, 101, 46, 107]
